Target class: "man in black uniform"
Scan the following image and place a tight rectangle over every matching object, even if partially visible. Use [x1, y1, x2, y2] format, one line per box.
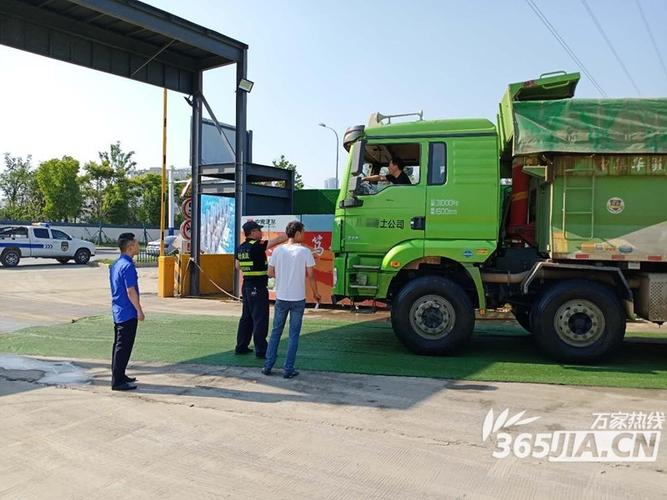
[235, 221, 287, 358]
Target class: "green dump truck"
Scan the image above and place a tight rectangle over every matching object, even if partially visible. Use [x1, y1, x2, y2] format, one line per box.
[332, 71, 667, 363]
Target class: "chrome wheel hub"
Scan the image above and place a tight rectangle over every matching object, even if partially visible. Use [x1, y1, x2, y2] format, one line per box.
[554, 299, 605, 347]
[410, 295, 456, 340]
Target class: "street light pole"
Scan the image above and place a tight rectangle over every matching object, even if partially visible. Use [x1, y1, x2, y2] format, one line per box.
[318, 123, 339, 188]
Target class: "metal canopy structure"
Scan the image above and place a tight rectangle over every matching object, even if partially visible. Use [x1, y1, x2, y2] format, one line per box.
[200, 119, 295, 215]
[0, 0, 255, 295]
[201, 161, 294, 216]
[0, 0, 246, 92]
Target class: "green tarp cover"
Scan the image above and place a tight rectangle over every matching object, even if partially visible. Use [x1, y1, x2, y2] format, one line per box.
[512, 99, 667, 155]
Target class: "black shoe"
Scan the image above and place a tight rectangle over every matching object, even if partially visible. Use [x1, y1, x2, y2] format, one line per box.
[261, 367, 272, 376]
[283, 370, 299, 379]
[235, 347, 253, 355]
[123, 376, 137, 383]
[255, 353, 266, 360]
[112, 382, 137, 391]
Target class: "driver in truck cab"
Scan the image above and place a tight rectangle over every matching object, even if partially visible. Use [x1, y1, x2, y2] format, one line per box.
[363, 157, 411, 185]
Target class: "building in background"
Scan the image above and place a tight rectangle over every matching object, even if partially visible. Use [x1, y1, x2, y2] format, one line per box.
[324, 177, 338, 189]
[132, 166, 190, 181]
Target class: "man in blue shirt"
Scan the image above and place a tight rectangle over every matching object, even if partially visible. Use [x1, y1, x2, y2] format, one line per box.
[109, 233, 144, 391]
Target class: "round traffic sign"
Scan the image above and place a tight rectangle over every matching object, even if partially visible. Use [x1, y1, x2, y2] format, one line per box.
[180, 219, 192, 241]
[182, 198, 192, 219]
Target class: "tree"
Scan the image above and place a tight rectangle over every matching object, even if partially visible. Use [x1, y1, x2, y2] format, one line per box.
[35, 156, 82, 222]
[272, 155, 304, 190]
[81, 142, 138, 224]
[0, 154, 43, 221]
[99, 141, 137, 177]
[80, 161, 114, 223]
[103, 178, 135, 225]
[133, 173, 162, 226]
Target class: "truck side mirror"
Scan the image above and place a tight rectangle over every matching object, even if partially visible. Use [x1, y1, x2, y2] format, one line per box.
[340, 196, 364, 208]
[353, 176, 362, 193]
[339, 178, 364, 208]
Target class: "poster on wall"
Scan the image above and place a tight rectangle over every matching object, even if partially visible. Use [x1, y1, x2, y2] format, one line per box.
[301, 215, 334, 305]
[201, 195, 236, 254]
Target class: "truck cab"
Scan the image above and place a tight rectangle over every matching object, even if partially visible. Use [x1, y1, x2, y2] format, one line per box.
[334, 115, 499, 301]
[0, 224, 96, 267]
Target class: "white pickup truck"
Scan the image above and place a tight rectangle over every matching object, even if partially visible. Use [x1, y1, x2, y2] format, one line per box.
[0, 224, 96, 267]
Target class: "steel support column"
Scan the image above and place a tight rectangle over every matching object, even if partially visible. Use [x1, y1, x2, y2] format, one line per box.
[234, 50, 248, 297]
[189, 70, 203, 296]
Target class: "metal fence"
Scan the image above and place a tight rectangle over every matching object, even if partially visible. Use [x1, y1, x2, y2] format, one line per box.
[136, 250, 158, 264]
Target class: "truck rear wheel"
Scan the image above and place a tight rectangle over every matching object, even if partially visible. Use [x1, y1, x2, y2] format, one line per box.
[1, 249, 21, 268]
[530, 280, 625, 364]
[512, 304, 533, 333]
[391, 276, 474, 355]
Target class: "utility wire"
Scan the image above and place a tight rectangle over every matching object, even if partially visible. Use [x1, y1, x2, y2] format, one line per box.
[581, 0, 641, 96]
[525, 0, 607, 97]
[635, 0, 667, 83]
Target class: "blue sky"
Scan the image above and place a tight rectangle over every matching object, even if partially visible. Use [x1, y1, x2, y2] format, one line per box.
[0, 0, 665, 189]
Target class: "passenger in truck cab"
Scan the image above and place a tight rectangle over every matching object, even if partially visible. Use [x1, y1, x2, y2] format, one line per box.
[368, 164, 382, 184]
[363, 157, 411, 185]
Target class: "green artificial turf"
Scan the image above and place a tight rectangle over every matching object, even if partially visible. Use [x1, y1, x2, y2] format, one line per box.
[1, 313, 666, 389]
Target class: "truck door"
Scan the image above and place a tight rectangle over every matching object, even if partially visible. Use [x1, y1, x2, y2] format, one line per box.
[425, 142, 452, 240]
[343, 140, 425, 258]
[425, 138, 499, 249]
[30, 227, 53, 257]
[51, 229, 75, 257]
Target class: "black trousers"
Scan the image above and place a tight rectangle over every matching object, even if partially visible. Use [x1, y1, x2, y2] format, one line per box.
[236, 282, 269, 356]
[112, 318, 138, 387]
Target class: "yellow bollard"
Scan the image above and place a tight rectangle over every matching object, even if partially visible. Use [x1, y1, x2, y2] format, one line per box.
[158, 256, 176, 298]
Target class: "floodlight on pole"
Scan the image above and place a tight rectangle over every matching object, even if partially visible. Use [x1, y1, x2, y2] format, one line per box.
[238, 78, 254, 92]
[318, 123, 339, 188]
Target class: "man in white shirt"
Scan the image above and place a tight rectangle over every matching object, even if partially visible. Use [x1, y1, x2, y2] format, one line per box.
[262, 221, 321, 378]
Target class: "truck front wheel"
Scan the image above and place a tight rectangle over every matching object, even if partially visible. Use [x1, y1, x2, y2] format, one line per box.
[391, 276, 474, 355]
[1, 249, 21, 268]
[530, 280, 625, 364]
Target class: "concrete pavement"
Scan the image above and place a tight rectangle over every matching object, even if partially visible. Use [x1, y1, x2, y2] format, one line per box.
[0, 262, 354, 333]
[1, 358, 666, 499]
[1, 264, 666, 498]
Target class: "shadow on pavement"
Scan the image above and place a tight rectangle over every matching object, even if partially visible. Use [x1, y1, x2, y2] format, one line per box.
[79, 358, 498, 410]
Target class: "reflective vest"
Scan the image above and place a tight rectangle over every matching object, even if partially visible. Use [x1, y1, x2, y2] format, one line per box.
[236, 239, 268, 280]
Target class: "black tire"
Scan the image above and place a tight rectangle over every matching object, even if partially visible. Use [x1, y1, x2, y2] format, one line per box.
[391, 276, 475, 355]
[1, 248, 21, 268]
[57, 258, 70, 264]
[74, 248, 91, 265]
[512, 304, 533, 333]
[530, 280, 626, 364]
